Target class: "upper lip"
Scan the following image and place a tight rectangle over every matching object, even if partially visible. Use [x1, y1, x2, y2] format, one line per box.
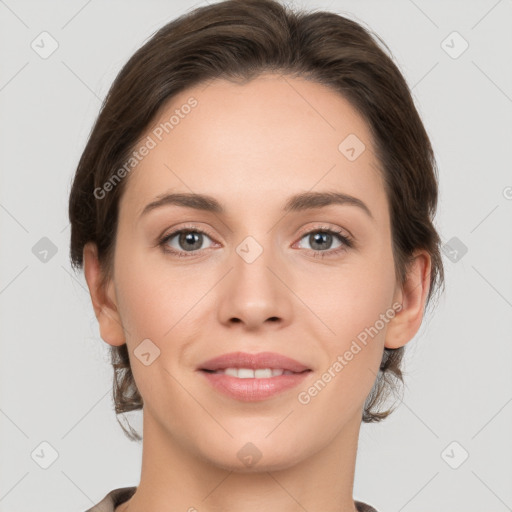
[198, 351, 311, 373]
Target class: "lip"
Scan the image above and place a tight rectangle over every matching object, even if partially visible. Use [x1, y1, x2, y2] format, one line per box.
[200, 371, 311, 401]
[197, 351, 312, 402]
[198, 351, 311, 372]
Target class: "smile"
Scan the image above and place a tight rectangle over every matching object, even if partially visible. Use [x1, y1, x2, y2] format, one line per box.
[203, 368, 298, 378]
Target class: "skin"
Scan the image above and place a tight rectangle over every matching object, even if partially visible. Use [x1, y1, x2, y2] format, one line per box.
[83, 73, 431, 512]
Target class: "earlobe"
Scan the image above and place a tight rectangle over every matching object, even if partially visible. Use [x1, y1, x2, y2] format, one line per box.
[384, 250, 431, 349]
[83, 242, 126, 347]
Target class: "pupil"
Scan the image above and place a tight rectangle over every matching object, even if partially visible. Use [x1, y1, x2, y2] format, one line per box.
[180, 232, 202, 251]
[311, 232, 331, 250]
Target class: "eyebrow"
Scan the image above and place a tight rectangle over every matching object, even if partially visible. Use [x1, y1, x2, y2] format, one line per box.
[139, 191, 374, 220]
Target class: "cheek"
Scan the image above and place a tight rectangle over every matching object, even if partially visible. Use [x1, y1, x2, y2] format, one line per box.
[317, 244, 396, 340]
[114, 237, 195, 325]
[295, 263, 396, 431]
[113, 257, 197, 403]
[307, 243, 397, 395]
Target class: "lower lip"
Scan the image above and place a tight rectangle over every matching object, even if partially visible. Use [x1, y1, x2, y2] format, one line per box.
[199, 370, 311, 401]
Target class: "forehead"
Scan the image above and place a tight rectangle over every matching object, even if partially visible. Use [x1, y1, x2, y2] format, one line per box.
[120, 73, 386, 220]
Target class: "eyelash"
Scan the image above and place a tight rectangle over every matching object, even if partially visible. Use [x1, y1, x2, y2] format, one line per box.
[158, 224, 354, 259]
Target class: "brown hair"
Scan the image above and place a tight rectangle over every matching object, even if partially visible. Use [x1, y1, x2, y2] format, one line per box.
[69, 0, 444, 441]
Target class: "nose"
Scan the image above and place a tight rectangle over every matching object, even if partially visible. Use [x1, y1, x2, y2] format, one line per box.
[216, 240, 294, 331]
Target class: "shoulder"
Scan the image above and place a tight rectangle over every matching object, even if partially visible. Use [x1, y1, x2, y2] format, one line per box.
[355, 500, 379, 512]
[83, 486, 137, 512]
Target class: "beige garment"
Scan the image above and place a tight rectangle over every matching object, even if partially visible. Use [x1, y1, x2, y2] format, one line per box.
[85, 486, 378, 512]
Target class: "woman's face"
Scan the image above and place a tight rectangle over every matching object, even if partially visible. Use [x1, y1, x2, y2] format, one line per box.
[102, 73, 405, 470]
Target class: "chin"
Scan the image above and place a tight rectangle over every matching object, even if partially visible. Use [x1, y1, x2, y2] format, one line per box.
[209, 451, 305, 474]
[199, 436, 311, 474]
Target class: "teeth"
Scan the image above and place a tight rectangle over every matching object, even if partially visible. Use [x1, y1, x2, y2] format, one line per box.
[213, 368, 294, 378]
[238, 368, 256, 379]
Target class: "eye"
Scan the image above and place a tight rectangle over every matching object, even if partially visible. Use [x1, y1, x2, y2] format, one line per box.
[159, 227, 217, 257]
[157, 225, 354, 259]
[295, 227, 353, 257]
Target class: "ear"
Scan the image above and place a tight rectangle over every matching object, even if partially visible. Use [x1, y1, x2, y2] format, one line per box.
[83, 242, 125, 347]
[384, 250, 431, 349]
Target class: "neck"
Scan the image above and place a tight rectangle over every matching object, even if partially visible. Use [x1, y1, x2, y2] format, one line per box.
[119, 409, 361, 512]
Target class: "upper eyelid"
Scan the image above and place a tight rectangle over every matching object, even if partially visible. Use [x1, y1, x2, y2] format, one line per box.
[161, 224, 217, 242]
[162, 224, 347, 238]
[295, 223, 351, 239]
[161, 224, 351, 247]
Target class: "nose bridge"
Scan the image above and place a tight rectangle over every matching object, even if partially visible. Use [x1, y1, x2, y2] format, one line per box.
[216, 231, 293, 328]
[232, 232, 278, 305]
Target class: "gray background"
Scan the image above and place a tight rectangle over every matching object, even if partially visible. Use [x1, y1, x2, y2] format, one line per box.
[1, 0, 511, 511]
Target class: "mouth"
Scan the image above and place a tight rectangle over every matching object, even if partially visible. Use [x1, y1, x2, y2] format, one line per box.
[201, 368, 310, 377]
[197, 351, 312, 401]
[198, 351, 311, 373]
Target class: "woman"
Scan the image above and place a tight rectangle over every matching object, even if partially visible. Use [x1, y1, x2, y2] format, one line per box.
[68, 1, 444, 510]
